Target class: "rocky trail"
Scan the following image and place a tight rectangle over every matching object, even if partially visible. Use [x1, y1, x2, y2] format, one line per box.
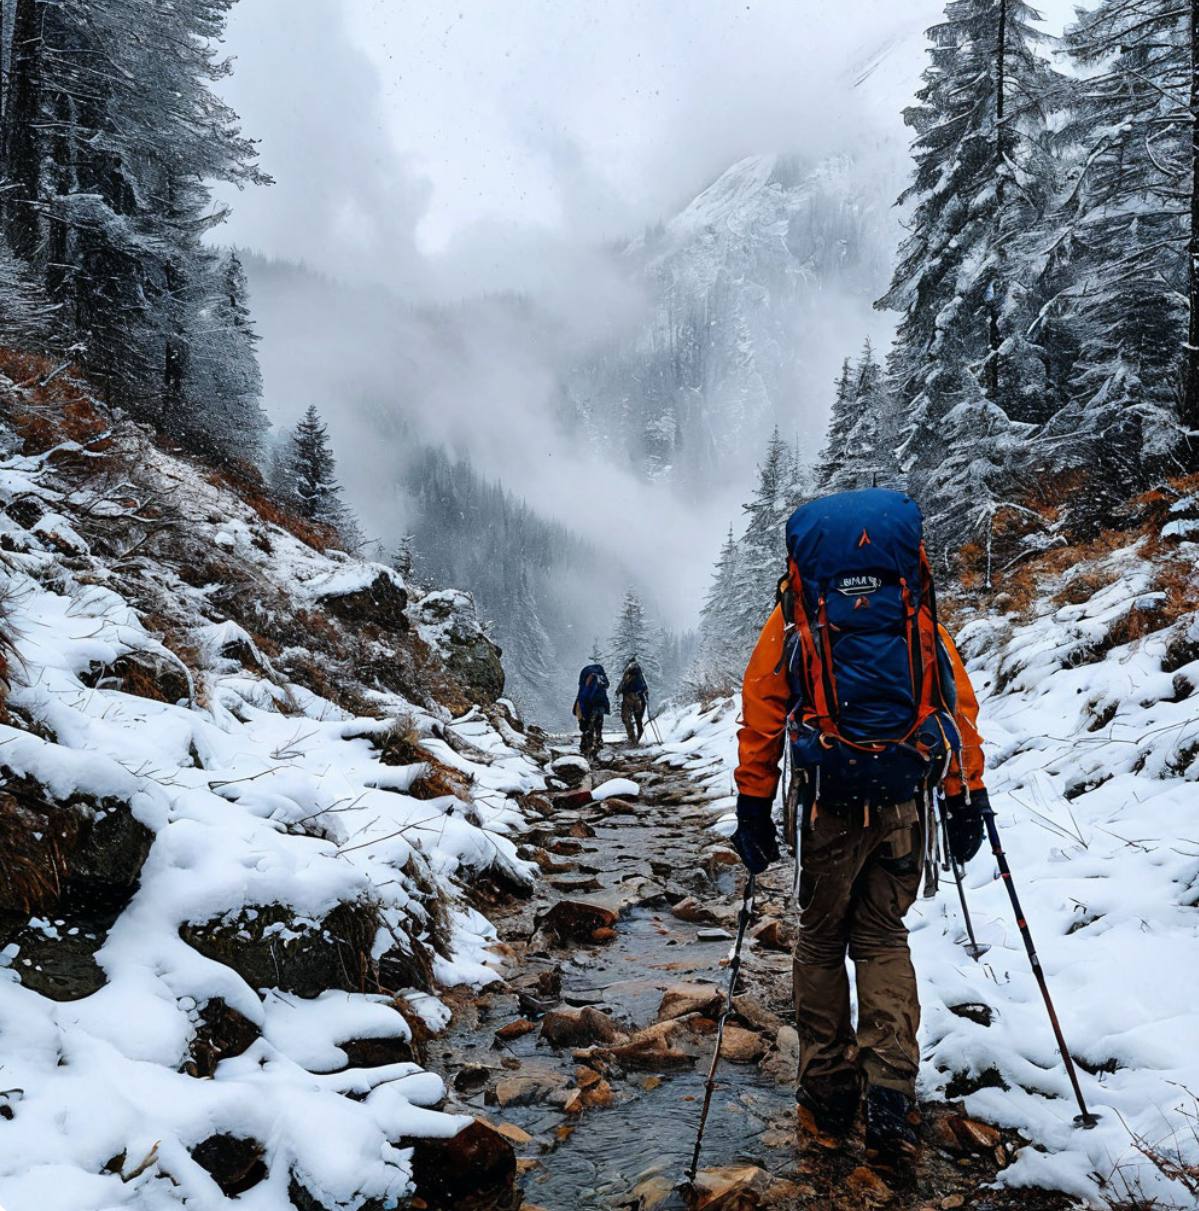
[418, 734, 1082, 1211]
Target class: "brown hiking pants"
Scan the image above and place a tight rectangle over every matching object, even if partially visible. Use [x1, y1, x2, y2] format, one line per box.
[794, 798, 924, 1098]
[620, 693, 646, 743]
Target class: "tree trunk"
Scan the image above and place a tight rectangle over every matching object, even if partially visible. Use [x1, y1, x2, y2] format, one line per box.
[3, 0, 41, 261]
[986, 0, 1007, 403]
[1183, 0, 1199, 469]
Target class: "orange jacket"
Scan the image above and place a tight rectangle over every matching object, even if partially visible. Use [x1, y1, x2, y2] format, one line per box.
[734, 606, 985, 801]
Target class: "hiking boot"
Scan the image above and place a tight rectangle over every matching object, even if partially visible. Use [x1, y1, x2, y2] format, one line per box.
[864, 1085, 920, 1171]
[796, 1078, 859, 1149]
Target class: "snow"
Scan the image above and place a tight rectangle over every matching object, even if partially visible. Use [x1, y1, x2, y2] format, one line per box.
[591, 777, 641, 801]
[0, 430, 543, 1210]
[655, 555, 1199, 1207]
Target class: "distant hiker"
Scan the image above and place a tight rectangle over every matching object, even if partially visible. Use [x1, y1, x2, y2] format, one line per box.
[731, 487, 988, 1171]
[617, 657, 649, 743]
[573, 663, 610, 760]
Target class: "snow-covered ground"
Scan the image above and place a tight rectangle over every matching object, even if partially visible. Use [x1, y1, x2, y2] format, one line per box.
[0, 416, 543, 1210]
[653, 542, 1199, 1208]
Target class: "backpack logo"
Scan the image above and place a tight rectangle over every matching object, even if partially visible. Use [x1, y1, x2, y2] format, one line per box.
[835, 574, 882, 597]
[853, 596, 871, 610]
[858, 528, 871, 547]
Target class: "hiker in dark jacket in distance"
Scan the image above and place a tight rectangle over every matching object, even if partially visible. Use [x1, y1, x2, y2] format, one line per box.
[573, 663, 610, 760]
[731, 487, 989, 1174]
[617, 657, 649, 743]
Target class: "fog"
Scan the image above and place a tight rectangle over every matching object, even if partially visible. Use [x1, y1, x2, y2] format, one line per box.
[212, 0, 974, 629]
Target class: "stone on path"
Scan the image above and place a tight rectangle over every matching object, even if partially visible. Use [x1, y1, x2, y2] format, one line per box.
[844, 1166, 893, 1205]
[719, 1024, 766, 1063]
[592, 777, 640, 800]
[657, 982, 723, 1022]
[548, 755, 590, 788]
[494, 1018, 536, 1042]
[689, 1164, 797, 1210]
[697, 927, 734, 942]
[671, 896, 719, 924]
[539, 1006, 627, 1048]
[490, 1067, 569, 1108]
[535, 900, 617, 944]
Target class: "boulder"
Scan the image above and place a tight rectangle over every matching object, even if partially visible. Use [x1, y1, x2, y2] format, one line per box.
[180, 899, 383, 997]
[539, 1007, 626, 1048]
[408, 1119, 516, 1211]
[494, 1017, 537, 1042]
[749, 918, 793, 952]
[318, 569, 408, 632]
[490, 1067, 570, 1108]
[657, 982, 723, 1022]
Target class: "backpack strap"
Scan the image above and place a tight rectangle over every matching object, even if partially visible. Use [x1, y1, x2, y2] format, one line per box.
[787, 559, 835, 729]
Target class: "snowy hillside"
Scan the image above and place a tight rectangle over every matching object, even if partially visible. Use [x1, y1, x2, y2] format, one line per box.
[564, 153, 896, 489]
[0, 355, 547, 1211]
[654, 484, 1199, 1208]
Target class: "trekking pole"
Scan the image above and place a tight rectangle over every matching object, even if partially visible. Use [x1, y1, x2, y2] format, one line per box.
[939, 806, 989, 961]
[980, 801, 1098, 1128]
[684, 872, 756, 1185]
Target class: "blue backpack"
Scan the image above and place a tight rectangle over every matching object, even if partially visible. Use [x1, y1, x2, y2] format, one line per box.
[783, 488, 960, 811]
[576, 664, 610, 718]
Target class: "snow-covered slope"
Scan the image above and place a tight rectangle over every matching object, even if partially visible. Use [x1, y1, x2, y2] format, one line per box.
[0, 358, 544, 1210]
[653, 494, 1199, 1207]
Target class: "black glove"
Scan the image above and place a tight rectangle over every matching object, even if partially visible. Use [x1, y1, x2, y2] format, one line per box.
[732, 794, 779, 874]
[944, 788, 988, 866]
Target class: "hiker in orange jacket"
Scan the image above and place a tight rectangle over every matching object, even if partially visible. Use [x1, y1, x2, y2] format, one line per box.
[730, 490, 989, 1170]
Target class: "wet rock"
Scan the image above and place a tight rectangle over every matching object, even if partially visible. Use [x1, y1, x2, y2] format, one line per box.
[492, 1120, 534, 1146]
[530, 850, 576, 874]
[490, 1067, 570, 1107]
[548, 756, 590, 788]
[319, 570, 408, 631]
[547, 874, 602, 894]
[453, 1064, 494, 1093]
[658, 982, 722, 1022]
[731, 995, 783, 1035]
[590, 926, 618, 943]
[184, 997, 260, 1077]
[671, 897, 718, 925]
[180, 899, 386, 997]
[408, 1119, 516, 1211]
[600, 797, 638, 817]
[628, 1173, 674, 1210]
[5, 910, 116, 1001]
[720, 1025, 766, 1063]
[604, 1020, 698, 1071]
[535, 900, 617, 945]
[844, 1166, 892, 1205]
[942, 1114, 1003, 1153]
[550, 788, 595, 811]
[697, 927, 733, 942]
[495, 1017, 537, 1042]
[190, 1134, 267, 1197]
[749, 919, 792, 952]
[540, 1007, 626, 1048]
[548, 839, 585, 856]
[689, 1164, 781, 1209]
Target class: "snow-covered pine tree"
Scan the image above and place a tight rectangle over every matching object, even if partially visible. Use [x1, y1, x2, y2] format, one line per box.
[181, 250, 268, 461]
[285, 406, 360, 545]
[730, 427, 794, 649]
[504, 566, 557, 716]
[0, 0, 268, 448]
[691, 524, 743, 694]
[818, 358, 857, 491]
[1052, 0, 1199, 484]
[607, 590, 659, 682]
[820, 340, 901, 492]
[878, 0, 1060, 548]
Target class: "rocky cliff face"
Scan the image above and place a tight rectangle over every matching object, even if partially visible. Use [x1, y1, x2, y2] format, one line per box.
[0, 351, 545, 1210]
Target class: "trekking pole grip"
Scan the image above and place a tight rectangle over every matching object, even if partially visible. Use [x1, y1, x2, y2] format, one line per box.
[981, 804, 1098, 1128]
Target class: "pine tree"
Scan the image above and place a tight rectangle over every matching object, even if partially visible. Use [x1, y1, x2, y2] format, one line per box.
[691, 524, 743, 694]
[818, 358, 857, 491]
[730, 427, 792, 649]
[285, 406, 359, 545]
[878, 0, 1059, 549]
[1054, 0, 1199, 480]
[608, 590, 659, 681]
[820, 340, 901, 492]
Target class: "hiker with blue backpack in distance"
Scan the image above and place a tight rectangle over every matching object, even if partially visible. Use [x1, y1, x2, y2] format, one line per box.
[731, 487, 989, 1174]
[573, 662, 610, 760]
[617, 657, 649, 743]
